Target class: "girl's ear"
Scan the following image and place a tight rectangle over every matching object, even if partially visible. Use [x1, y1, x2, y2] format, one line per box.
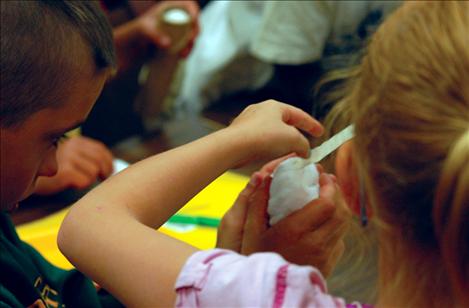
[335, 141, 361, 216]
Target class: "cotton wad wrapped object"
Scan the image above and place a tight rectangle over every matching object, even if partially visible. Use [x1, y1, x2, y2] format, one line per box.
[267, 125, 355, 225]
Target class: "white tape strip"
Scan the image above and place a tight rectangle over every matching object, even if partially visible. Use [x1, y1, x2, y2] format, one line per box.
[307, 124, 355, 163]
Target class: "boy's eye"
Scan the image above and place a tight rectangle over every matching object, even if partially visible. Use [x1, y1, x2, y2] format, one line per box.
[52, 134, 69, 147]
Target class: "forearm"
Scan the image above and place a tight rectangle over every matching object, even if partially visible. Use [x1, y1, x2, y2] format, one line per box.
[76, 128, 245, 227]
[60, 210, 197, 306]
[59, 128, 246, 305]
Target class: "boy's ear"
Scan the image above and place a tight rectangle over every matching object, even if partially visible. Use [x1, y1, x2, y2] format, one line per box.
[335, 141, 361, 216]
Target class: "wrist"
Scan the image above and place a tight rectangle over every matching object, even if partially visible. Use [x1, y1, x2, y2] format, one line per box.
[216, 126, 253, 168]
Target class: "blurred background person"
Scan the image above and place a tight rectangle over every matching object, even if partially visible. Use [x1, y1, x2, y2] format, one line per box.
[82, 0, 200, 146]
[172, 1, 400, 119]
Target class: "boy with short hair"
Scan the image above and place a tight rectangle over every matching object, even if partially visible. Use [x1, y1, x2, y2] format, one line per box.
[0, 1, 123, 306]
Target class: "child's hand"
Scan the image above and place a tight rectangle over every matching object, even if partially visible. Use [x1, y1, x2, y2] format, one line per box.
[217, 161, 348, 277]
[34, 136, 114, 195]
[216, 155, 294, 251]
[134, 1, 200, 55]
[227, 100, 324, 166]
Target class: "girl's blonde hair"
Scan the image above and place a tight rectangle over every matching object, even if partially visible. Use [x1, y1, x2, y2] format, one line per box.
[327, 1, 468, 306]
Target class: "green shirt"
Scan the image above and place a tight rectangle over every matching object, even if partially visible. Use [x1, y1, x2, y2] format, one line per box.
[0, 212, 123, 308]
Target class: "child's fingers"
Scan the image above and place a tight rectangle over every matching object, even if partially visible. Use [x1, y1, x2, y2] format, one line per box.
[227, 172, 262, 220]
[259, 154, 296, 175]
[180, 0, 200, 20]
[275, 197, 335, 235]
[288, 128, 314, 159]
[78, 140, 114, 178]
[319, 172, 350, 221]
[63, 136, 114, 179]
[140, 19, 171, 48]
[79, 151, 112, 179]
[244, 176, 271, 235]
[281, 104, 324, 137]
[72, 156, 100, 179]
[301, 173, 349, 244]
[217, 172, 262, 251]
[93, 144, 114, 178]
[319, 173, 336, 198]
[266, 173, 341, 237]
[302, 209, 347, 246]
[275, 173, 339, 234]
[66, 168, 95, 190]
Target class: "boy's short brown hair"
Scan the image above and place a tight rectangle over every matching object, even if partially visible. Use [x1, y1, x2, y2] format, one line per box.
[0, 0, 117, 128]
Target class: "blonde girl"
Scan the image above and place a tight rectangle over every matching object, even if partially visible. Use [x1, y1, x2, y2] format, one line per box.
[335, 1, 469, 306]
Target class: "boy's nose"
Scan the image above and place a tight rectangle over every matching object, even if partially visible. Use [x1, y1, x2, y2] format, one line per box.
[38, 148, 58, 177]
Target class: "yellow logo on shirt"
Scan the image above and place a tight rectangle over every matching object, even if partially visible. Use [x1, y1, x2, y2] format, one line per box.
[33, 276, 61, 308]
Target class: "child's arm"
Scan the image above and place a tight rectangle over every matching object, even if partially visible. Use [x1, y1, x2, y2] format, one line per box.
[58, 101, 323, 307]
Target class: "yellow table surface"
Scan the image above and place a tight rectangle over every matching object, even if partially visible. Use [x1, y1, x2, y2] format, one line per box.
[17, 171, 249, 269]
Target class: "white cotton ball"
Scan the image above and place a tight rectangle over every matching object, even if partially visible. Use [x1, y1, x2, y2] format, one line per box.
[268, 157, 320, 225]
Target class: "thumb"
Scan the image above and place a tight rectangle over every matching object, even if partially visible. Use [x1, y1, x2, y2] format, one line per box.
[216, 172, 261, 251]
[243, 176, 272, 253]
[225, 172, 262, 222]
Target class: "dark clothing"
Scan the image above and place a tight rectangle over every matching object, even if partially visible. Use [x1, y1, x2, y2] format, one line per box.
[0, 212, 123, 308]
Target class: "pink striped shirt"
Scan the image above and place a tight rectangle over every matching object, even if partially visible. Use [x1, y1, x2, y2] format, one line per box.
[175, 249, 361, 308]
